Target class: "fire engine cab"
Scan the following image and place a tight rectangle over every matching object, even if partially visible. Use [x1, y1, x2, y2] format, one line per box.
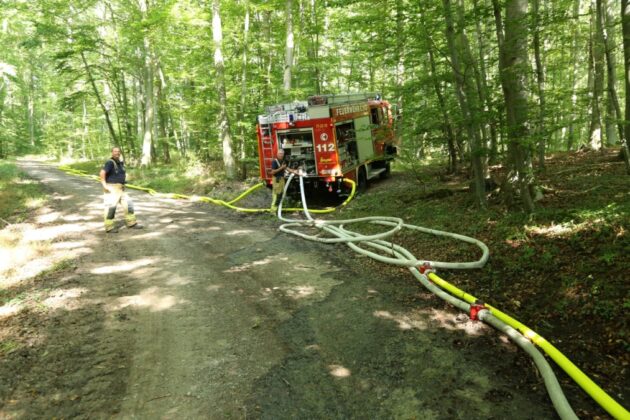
[256, 92, 397, 195]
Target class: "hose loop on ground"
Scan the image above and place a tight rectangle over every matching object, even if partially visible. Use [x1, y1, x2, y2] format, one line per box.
[276, 173, 629, 420]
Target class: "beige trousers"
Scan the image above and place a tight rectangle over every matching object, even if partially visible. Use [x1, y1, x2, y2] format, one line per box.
[104, 184, 136, 231]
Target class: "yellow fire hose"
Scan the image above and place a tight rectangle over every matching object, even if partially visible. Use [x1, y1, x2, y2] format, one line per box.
[426, 271, 628, 420]
[57, 165, 356, 213]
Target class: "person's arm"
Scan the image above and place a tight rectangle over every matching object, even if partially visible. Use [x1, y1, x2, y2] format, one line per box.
[270, 161, 287, 175]
[99, 169, 109, 191]
[100, 161, 111, 191]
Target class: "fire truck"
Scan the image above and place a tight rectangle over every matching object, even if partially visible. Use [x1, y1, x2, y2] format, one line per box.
[256, 92, 397, 195]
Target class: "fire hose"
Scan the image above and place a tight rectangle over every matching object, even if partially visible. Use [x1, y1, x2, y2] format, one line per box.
[275, 172, 629, 420]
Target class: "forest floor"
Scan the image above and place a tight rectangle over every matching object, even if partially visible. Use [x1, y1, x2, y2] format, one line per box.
[0, 150, 627, 419]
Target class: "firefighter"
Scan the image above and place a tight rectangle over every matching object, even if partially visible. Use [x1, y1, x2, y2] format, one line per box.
[270, 149, 297, 211]
[99, 147, 143, 233]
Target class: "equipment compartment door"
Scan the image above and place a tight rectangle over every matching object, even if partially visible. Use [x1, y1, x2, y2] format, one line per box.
[354, 115, 374, 161]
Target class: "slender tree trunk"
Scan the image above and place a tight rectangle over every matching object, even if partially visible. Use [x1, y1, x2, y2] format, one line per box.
[212, 0, 236, 179]
[120, 70, 136, 158]
[139, 0, 155, 166]
[533, 0, 546, 170]
[80, 51, 118, 147]
[239, 1, 250, 161]
[567, 0, 581, 151]
[589, 0, 605, 151]
[0, 79, 5, 158]
[443, 0, 486, 207]
[81, 99, 88, 159]
[28, 65, 35, 147]
[494, 0, 535, 212]
[473, 0, 499, 166]
[156, 64, 171, 164]
[601, 0, 624, 146]
[264, 11, 273, 98]
[421, 12, 457, 173]
[620, 0, 630, 172]
[310, 0, 321, 94]
[394, 0, 405, 110]
[283, 0, 294, 95]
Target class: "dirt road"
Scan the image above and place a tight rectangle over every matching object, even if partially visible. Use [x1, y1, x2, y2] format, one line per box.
[0, 161, 559, 419]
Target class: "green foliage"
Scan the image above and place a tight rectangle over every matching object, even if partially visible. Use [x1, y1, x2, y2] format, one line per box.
[0, 161, 46, 222]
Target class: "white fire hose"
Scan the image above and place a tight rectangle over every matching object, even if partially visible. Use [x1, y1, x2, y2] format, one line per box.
[276, 173, 578, 420]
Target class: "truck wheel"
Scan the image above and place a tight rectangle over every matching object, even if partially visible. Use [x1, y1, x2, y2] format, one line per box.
[358, 167, 368, 193]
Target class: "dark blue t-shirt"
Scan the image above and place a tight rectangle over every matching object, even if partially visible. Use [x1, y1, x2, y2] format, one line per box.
[103, 159, 126, 184]
[272, 158, 286, 181]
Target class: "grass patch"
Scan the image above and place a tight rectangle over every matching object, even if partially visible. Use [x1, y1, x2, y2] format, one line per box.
[0, 161, 47, 223]
[33, 258, 77, 281]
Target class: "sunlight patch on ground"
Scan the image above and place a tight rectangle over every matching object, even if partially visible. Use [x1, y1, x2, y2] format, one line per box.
[224, 255, 289, 273]
[328, 364, 351, 378]
[0, 303, 22, 319]
[90, 258, 156, 275]
[25, 197, 46, 209]
[36, 211, 62, 224]
[225, 229, 254, 236]
[0, 221, 94, 288]
[373, 310, 428, 331]
[51, 241, 86, 250]
[106, 286, 185, 312]
[43, 287, 89, 310]
[127, 231, 163, 240]
[374, 308, 489, 336]
[428, 308, 487, 336]
[526, 222, 579, 237]
[22, 223, 88, 242]
[285, 285, 316, 299]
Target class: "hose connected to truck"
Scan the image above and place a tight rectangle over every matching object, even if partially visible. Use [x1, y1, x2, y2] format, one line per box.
[275, 173, 629, 420]
[58, 164, 629, 419]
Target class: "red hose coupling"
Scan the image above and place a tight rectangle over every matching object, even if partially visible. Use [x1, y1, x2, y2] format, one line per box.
[469, 302, 486, 321]
[418, 262, 434, 275]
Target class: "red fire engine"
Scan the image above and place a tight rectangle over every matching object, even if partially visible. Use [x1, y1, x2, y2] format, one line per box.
[256, 92, 397, 195]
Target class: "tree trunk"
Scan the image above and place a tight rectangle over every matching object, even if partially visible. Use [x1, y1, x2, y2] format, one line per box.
[156, 64, 171, 164]
[620, 0, 630, 173]
[473, 0, 499, 166]
[494, 0, 535, 213]
[81, 99, 88, 159]
[567, 0, 581, 151]
[212, 0, 236, 179]
[80, 51, 118, 147]
[310, 0, 321, 94]
[120, 70, 136, 158]
[589, 0, 605, 151]
[601, 0, 624, 146]
[139, 0, 154, 166]
[283, 0, 294, 95]
[423, 22, 457, 173]
[533, 0, 546, 170]
[239, 1, 250, 161]
[28, 65, 35, 147]
[443, 0, 486, 207]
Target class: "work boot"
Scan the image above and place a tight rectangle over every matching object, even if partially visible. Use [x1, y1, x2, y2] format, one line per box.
[106, 227, 119, 233]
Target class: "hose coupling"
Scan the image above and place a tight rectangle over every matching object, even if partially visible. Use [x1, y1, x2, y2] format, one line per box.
[418, 262, 435, 275]
[469, 301, 487, 321]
